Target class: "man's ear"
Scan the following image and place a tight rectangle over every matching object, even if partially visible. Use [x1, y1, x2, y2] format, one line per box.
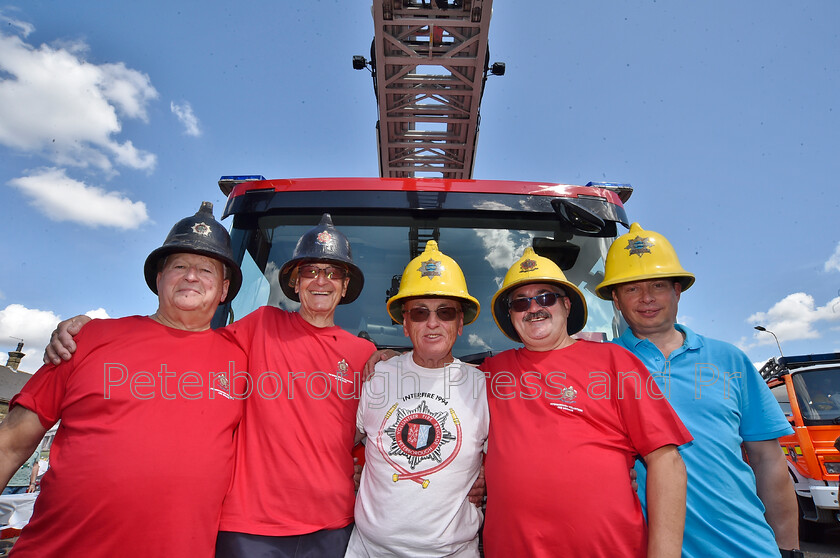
[610, 288, 622, 310]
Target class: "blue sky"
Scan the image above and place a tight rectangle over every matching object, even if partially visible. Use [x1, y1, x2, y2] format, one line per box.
[1, 1, 839, 372]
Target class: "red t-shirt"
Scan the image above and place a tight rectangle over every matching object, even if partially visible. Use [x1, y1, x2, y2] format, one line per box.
[10, 316, 246, 558]
[218, 307, 376, 536]
[481, 341, 691, 558]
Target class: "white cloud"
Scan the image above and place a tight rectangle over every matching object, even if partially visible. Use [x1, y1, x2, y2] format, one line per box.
[171, 101, 201, 137]
[826, 242, 840, 273]
[0, 303, 60, 372]
[8, 167, 149, 229]
[467, 333, 491, 352]
[85, 308, 111, 320]
[0, 23, 158, 173]
[474, 229, 532, 288]
[745, 292, 840, 348]
[0, 304, 112, 372]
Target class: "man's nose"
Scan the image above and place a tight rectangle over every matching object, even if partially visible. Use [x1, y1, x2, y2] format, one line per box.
[638, 287, 655, 302]
[312, 270, 331, 284]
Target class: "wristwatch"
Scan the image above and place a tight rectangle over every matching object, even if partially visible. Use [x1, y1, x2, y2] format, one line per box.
[779, 549, 804, 558]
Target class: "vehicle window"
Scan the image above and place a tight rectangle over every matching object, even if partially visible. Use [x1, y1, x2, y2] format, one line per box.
[226, 214, 619, 360]
[770, 384, 792, 417]
[791, 367, 840, 422]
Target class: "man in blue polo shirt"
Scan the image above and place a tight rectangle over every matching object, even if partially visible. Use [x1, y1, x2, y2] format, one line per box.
[596, 223, 801, 558]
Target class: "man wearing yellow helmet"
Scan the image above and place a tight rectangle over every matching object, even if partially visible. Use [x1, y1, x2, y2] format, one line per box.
[347, 241, 488, 556]
[481, 248, 692, 558]
[346, 241, 488, 557]
[596, 223, 800, 558]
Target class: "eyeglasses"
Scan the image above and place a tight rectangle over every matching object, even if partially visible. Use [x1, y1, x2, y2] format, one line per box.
[297, 265, 348, 280]
[508, 292, 566, 313]
[404, 306, 460, 323]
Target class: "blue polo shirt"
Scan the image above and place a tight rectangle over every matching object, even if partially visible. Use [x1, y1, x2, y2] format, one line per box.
[615, 324, 792, 558]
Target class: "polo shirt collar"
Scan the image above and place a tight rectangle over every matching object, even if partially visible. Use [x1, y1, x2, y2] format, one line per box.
[618, 323, 704, 353]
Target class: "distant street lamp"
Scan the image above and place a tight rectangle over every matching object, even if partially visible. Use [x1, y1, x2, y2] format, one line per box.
[754, 325, 784, 357]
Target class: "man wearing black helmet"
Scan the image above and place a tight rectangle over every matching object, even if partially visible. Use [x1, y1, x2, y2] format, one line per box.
[213, 214, 375, 557]
[0, 203, 246, 558]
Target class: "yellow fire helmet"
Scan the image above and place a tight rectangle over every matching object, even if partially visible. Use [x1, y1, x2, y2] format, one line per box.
[491, 247, 587, 342]
[595, 222, 695, 300]
[387, 240, 480, 325]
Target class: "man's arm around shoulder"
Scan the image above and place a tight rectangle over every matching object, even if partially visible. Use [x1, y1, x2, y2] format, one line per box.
[0, 406, 48, 488]
[644, 444, 686, 558]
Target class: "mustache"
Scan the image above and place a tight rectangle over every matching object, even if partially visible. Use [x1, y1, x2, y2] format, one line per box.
[523, 310, 551, 322]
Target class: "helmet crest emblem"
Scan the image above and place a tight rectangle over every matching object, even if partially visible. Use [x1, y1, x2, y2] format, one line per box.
[519, 258, 537, 272]
[625, 236, 653, 257]
[191, 222, 211, 236]
[418, 259, 443, 279]
[316, 231, 333, 245]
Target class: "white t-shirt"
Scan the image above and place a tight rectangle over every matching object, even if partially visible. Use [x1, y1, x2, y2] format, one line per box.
[346, 352, 489, 557]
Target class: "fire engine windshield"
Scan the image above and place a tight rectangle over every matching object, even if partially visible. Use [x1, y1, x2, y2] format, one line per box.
[791, 368, 840, 423]
[223, 214, 622, 361]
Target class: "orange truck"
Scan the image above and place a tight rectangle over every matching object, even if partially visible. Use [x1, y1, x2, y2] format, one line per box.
[761, 353, 840, 539]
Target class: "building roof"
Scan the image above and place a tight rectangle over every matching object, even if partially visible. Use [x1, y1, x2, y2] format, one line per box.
[0, 366, 33, 403]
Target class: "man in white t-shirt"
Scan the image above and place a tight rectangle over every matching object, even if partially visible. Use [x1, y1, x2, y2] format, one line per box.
[346, 241, 488, 558]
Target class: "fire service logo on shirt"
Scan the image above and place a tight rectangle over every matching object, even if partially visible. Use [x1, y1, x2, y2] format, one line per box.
[560, 385, 578, 403]
[328, 359, 353, 384]
[210, 371, 233, 400]
[377, 400, 462, 488]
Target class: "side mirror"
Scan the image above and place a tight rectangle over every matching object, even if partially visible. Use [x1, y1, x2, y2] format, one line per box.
[551, 198, 606, 236]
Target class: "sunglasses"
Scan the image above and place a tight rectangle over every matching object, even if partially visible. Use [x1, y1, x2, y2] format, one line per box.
[404, 306, 460, 323]
[297, 265, 348, 280]
[508, 292, 566, 313]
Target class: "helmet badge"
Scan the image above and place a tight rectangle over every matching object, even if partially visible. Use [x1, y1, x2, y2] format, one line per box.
[519, 258, 537, 273]
[191, 222, 212, 236]
[316, 230, 334, 246]
[625, 236, 654, 257]
[418, 258, 444, 279]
